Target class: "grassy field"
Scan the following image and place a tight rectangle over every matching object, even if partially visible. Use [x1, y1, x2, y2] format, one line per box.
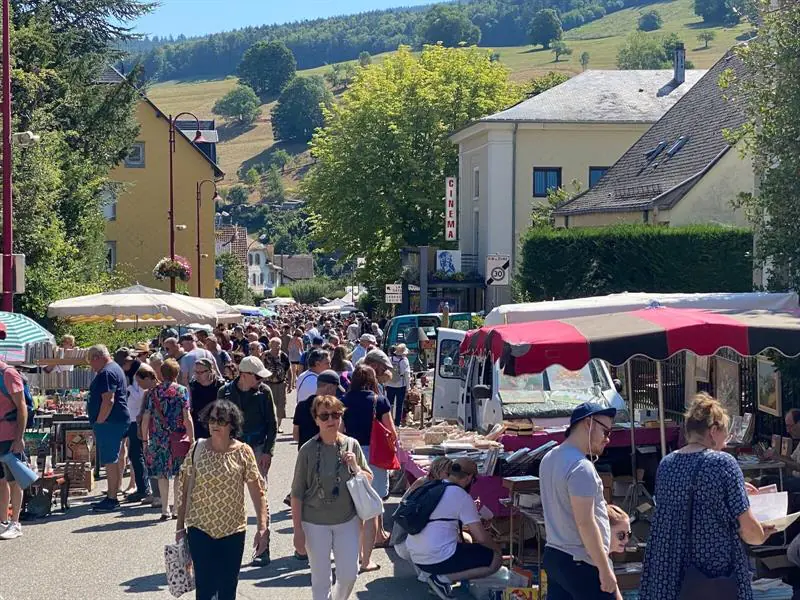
[147, 0, 750, 188]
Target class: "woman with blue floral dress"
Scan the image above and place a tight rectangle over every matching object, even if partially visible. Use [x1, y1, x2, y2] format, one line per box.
[641, 394, 774, 600]
[141, 358, 194, 520]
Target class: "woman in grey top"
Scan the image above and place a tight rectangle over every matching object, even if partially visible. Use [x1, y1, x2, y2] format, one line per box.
[291, 395, 372, 600]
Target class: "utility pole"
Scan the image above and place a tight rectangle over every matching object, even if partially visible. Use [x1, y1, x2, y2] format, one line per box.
[2, 0, 13, 312]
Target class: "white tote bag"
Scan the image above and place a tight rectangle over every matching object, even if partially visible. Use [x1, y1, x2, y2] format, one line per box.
[346, 470, 384, 520]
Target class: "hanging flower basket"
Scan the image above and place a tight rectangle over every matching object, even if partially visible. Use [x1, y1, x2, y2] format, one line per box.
[153, 255, 192, 282]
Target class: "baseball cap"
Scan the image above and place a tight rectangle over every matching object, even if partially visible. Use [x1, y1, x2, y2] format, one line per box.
[365, 349, 392, 369]
[312, 336, 325, 346]
[239, 356, 272, 379]
[565, 402, 617, 437]
[317, 369, 346, 393]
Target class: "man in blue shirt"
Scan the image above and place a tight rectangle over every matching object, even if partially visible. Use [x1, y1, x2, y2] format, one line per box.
[87, 345, 130, 513]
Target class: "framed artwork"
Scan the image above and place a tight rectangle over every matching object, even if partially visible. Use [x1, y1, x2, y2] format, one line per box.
[695, 356, 711, 383]
[772, 434, 782, 452]
[715, 357, 740, 418]
[782, 436, 793, 457]
[757, 359, 782, 417]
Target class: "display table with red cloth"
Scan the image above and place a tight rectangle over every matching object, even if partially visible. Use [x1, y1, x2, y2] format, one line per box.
[500, 425, 681, 452]
[398, 425, 680, 518]
[398, 448, 515, 517]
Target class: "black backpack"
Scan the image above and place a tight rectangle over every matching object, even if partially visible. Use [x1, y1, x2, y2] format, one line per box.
[392, 480, 457, 535]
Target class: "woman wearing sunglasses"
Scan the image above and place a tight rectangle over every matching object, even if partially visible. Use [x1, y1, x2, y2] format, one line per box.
[291, 395, 373, 600]
[175, 400, 268, 600]
[606, 504, 631, 554]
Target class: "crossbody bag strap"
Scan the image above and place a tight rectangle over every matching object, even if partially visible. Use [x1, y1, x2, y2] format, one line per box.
[183, 439, 203, 520]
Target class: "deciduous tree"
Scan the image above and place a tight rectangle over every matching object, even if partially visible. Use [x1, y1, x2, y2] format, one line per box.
[303, 45, 521, 286]
[237, 40, 297, 97]
[529, 9, 562, 50]
[418, 5, 481, 47]
[580, 51, 591, 70]
[271, 76, 333, 143]
[358, 51, 372, 67]
[216, 252, 253, 305]
[212, 84, 262, 124]
[551, 41, 573, 62]
[638, 9, 663, 31]
[697, 30, 716, 48]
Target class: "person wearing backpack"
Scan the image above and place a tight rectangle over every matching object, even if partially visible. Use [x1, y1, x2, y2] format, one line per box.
[386, 344, 411, 426]
[403, 458, 502, 599]
[0, 359, 28, 540]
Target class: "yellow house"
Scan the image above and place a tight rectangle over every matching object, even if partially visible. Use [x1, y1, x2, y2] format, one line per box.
[103, 68, 224, 297]
[552, 49, 752, 231]
[450, 45, 704, 307]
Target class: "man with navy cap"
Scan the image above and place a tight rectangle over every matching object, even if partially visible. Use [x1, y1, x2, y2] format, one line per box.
[540, 402, 621, 600]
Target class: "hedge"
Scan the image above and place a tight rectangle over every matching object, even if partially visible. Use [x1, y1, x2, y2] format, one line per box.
[517, 224, 753, 300]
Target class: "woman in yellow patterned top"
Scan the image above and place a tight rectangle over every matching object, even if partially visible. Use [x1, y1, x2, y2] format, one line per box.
[175, 400, 268, 600]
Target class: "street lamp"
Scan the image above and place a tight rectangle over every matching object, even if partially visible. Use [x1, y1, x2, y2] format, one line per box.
[196, 179, 221, 297]
[1, 0, 12, 311]
[168, 111, 207, 292]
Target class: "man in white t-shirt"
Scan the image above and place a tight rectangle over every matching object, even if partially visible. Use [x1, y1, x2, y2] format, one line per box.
[406, 458, 501, 599]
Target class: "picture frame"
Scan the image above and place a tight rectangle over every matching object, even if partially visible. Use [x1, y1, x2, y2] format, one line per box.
[757, 359, 782, 417]
[714, 357, 740, 418]
[782, 436, 793, 457]
[772, 434, 782, 452]
[695, 355, 710, 383]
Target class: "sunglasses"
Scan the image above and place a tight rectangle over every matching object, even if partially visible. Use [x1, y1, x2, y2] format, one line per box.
[317, 411, 343, 422]
[208, 417, 230, 426]
[616, 530, 632, 541]
[591, 418, 613, 438]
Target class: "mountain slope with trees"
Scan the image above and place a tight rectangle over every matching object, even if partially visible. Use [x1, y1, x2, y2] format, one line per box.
[130, 0, 750, 81]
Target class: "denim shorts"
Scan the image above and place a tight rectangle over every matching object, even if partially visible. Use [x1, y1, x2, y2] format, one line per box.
[93, 421, 129, 465]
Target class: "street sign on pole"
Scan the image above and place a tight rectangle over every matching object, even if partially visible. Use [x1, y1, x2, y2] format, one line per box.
[485, 254, 510, 286]
[385, 283, 402, 304]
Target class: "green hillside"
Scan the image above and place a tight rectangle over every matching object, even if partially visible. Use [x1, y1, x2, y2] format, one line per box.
[147, 0, 749, 188]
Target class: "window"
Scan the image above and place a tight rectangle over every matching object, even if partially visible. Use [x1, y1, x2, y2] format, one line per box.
[100, 186, 117, 221]
[589, 167, 609, 188]
[255, 253, 261, 266]
[472, 167, 480, 200]
[251, 273, 257, 285]
[123, 142, 145, 168]
[105, 241, 116, 272]
[248, 254, 253, 266]
[473, 208, 480, 255]
[439, 339, 463, 379]
[259, 273, 264, 285]
[533, 167, 562, 197]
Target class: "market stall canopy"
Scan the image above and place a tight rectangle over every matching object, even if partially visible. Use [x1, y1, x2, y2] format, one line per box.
[462, 307, 800, 376]
[484, 292, 799, 326]
[0, 312, 54, 364]
[47, 285, 242, 326]
[231, 304, 262, 317]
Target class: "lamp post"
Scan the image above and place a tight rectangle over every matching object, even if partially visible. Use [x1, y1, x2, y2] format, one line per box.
[168, 112, 207, 292]
[2, 0, 13, 312]
[196, 179, 221, 297]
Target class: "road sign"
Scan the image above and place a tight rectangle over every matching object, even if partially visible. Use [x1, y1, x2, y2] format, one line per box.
[385, 283, 402, 304]
[485, 254, 510, 286]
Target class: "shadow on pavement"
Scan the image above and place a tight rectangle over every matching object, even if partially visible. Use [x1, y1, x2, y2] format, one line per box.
[72, 519, 161, 534]
[119, 572, 168, 593]
[239, 555, 308, 582]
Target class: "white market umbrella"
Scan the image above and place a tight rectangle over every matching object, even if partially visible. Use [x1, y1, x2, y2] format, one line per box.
[48, 285, 241, 326]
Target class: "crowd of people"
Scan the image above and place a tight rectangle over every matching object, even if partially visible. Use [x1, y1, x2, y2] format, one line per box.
[2, 302, 791, 600]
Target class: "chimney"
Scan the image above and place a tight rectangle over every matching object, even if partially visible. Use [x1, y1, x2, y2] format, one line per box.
[673, 42, 686, 85]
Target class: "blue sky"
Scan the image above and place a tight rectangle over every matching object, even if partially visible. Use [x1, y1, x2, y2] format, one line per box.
[134, 0, 435, 38]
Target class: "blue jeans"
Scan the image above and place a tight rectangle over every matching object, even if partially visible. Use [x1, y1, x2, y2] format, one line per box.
[386, 386, 407, 426]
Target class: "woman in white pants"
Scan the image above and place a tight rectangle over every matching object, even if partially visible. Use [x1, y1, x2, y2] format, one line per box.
[291, 395, 373, 600]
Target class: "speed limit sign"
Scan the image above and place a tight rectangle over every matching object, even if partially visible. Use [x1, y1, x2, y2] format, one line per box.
[486, 254, 510, 286]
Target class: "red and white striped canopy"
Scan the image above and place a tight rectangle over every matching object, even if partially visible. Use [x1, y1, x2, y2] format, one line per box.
[460, 307, 800, 375]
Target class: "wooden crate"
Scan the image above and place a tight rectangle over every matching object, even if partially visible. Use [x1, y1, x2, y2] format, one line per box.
[64, 461, 93, 492]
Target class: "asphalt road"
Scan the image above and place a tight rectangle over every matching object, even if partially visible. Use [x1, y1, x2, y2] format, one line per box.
[0, 390, 427, 600]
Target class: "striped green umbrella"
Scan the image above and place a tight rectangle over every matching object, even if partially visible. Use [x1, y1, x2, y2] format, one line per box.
[0, 311, 55, 363]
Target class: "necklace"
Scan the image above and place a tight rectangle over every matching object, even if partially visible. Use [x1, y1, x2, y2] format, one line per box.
[315, 436, 344, 503]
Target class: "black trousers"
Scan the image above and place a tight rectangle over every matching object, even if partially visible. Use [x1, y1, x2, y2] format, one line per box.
[126, 422, 150, 495]
[542, 547, 615, 600]
[188, 528, 246, 600]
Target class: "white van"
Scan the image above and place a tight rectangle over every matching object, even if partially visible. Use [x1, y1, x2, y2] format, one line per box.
[433, 328, 625, 433]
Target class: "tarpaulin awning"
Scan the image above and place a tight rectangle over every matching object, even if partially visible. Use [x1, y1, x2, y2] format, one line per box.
[460, 307, 800, 376]
[0, 312, 55, 363]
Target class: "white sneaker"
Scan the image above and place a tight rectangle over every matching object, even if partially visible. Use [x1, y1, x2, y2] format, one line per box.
[0, 521, 22, 540]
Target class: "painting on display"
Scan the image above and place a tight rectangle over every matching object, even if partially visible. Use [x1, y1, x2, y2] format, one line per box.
[715, 357, 740, 417]
[695, 356, 710, 383]
[757, 359, 782, 417]
[435, 250, 461, 275]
